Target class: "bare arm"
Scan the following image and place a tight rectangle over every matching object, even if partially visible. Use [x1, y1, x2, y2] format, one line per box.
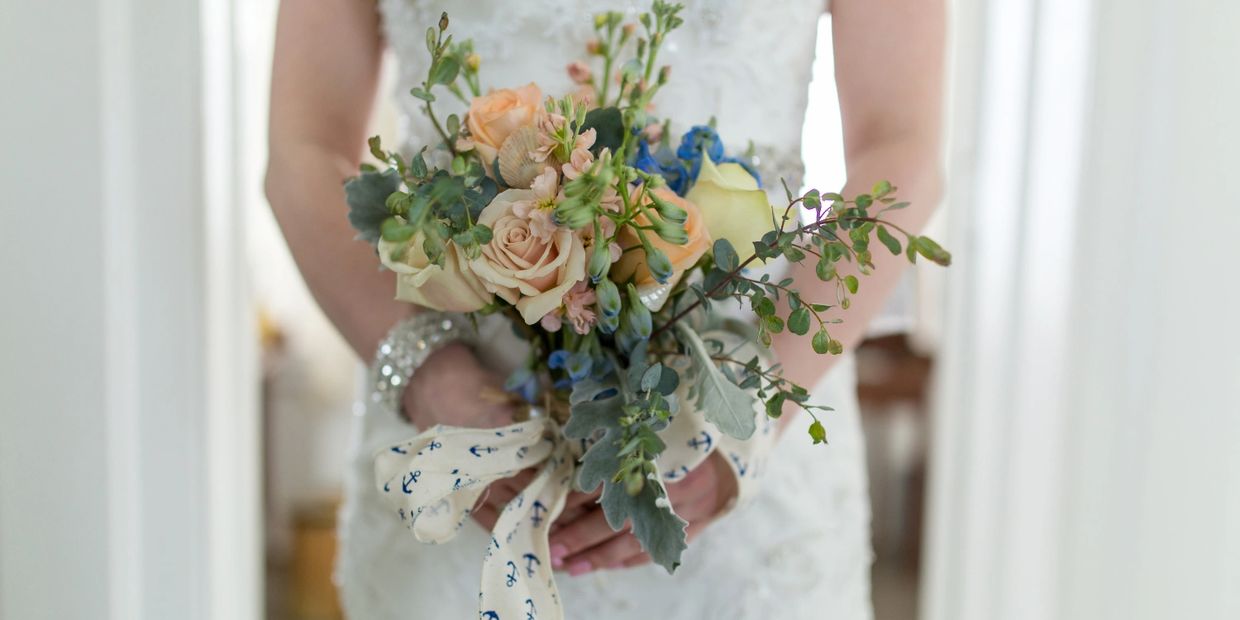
[265, 0, 403, 359]
[265, 0, 511, 435]
[773, 0, 947, 394]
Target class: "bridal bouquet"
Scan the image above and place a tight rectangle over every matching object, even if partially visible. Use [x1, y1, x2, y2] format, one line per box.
[346, 2, 948, 616]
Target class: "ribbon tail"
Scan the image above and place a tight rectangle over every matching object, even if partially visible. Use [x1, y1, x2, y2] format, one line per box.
[479, 440, 574, 620]
[374, 419, 554, 544]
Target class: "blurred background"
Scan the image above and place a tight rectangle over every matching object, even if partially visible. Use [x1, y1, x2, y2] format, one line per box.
[3, 1, 1238, 619]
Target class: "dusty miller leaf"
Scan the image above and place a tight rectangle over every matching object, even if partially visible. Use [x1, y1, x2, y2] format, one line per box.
[675, 324, 758, 440]
[599, 476, 687, 574]
[566, 378, 688, 573]
[344, 168, 402, 244]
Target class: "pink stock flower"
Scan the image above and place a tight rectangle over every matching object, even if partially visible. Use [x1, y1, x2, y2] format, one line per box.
[510, 168, 561, 241]
[539, 280, 597, 336]
[566, 61, 593, 84]
[561, 129, 597, 179]
[562, 281, 598, 335]
[532, 112, 568, 163]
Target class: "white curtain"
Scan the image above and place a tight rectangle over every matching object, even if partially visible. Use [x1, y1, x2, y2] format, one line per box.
[0, 1, 259, 619]
[924, 0, 1240, 619]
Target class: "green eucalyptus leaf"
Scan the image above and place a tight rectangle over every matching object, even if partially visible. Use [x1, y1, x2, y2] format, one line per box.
[380, 217, 417, 243]
[877, 225, 902, 255]
[844, 275, 859, 295]
[812, 329, 830, 355]
[581, 107, 625, 155]
[713, 239, 739, 271]
[788, 307, 811, 336]
[429, 57, 460, 86]
[410, 87, 435, 102]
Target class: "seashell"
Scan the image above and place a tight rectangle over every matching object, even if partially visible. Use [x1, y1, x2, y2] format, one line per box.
[498, 126, 557, 189]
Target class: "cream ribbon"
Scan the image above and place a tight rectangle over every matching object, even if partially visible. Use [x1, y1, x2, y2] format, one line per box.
[374, 339, 778, 619]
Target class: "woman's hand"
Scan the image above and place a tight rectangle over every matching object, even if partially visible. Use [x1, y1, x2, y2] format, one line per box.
[402, 342, 516, 430]
[401, 341, 535, 529]
[546, 451, 738, 575]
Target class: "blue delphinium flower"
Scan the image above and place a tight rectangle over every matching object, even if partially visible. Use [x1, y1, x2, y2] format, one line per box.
[677, 125, 725, 181]
[633, 141, 690, 195]
[504, 367, 539, 403]
[548, 349, 593, 388]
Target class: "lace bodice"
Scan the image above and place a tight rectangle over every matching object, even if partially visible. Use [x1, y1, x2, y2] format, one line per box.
[378, 0, 827, 189]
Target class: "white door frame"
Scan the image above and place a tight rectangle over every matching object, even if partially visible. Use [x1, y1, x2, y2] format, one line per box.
[2, 1, 259, 618]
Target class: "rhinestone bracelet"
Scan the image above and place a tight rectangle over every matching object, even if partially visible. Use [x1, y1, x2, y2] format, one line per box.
[369, 312, 469, 418]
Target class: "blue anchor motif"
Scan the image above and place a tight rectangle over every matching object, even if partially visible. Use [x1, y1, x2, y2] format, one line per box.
[521, 552, 541, 577]
[470, 445, 498, 458]
[664, 465, 690, 481]
[453, 477, 464, 491]
[428, 440, 443, 451]
[481, 612, 500, 620]
[513, 493, 524, 509]
[397, 508, 406, 521]
[530, 500, 548, 527]
[525, 598, 538, 620]
[401, 470, 421, 493]
[390, 445, 408, 454]
[729, 453, 749, 476]
[505, 561, 519, 587]
[516, 446, 528, 460]
[382, 481, 391, 493]
[494, 429, 506, 437]
[688, 431, 713, 451]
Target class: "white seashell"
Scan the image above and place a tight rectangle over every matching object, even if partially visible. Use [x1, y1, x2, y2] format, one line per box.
[498, 126, 556, 189]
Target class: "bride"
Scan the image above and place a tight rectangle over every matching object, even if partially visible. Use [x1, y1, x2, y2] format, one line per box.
[266, 0, 943, 617]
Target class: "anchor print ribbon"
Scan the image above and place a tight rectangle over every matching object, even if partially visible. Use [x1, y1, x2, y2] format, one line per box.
[375, 362, 778, 619]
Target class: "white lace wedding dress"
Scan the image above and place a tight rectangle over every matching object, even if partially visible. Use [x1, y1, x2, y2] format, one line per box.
[337, 1, 873, 618]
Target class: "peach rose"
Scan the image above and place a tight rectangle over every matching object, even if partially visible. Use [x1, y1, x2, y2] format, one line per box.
[466, 83, 543, 164]
[469, 189, 587, 325]
[377, 233, 492, 312]
[610, 188, 711, 309]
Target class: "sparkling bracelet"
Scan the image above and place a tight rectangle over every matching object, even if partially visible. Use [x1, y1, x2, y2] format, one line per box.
[369, 312, 469, 417]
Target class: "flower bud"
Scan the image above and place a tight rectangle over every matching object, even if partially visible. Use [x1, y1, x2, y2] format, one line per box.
[465, 53, 481, 72]
[588, 239, 612, 282]
[595, 279, 622, 317]
[553, 198, 594, 230]
[623, 283, 653, 338]
[643, 244, 675, 283]
[658, 65, 671, 86]
[586, 39, 602, 55]
[622, 23, 637, 38]
[650, 192, 687, 224]
[593, 13, 608, 29]
[597, 311, 620, 335]
[566, 61, 593, 85]
[650, 218, 689, 247]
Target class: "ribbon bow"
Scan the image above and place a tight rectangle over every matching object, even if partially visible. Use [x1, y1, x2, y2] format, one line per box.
[375, 392, 775, 619]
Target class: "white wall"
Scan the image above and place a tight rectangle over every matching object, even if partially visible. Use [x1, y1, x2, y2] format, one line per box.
[925, 0, 1240, 619]
[0, 1, 258, 618]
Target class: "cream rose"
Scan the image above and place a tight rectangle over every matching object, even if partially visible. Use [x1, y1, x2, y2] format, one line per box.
[469, 189, 587, 325]
[377, 233, 492, 312]
[686, 157, 777, 262]
[465, 83, 543, 164]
